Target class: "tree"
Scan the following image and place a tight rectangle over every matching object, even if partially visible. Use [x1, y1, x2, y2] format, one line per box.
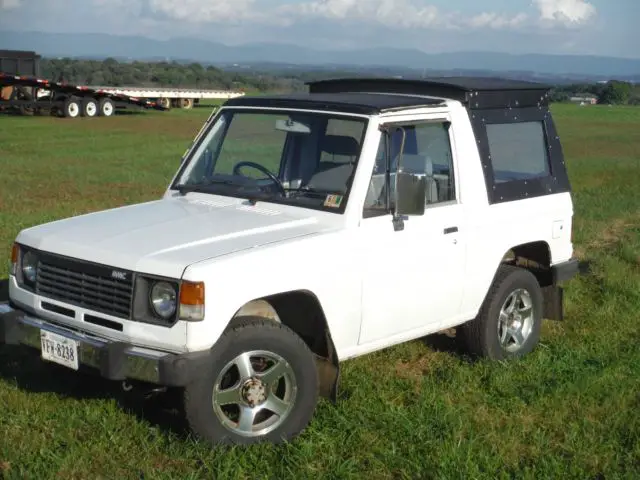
[598, 81, 633, 105]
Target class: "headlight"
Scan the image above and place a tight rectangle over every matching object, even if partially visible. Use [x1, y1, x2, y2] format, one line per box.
[149, 281, 177, 319]
[22, 251, 38, 283]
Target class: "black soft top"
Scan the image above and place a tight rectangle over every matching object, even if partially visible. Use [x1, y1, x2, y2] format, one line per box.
[307, 77, 552, 110]
[224, 76, 552, 114]
[309, 76, 550, 93]
[223, 91, 444, 115]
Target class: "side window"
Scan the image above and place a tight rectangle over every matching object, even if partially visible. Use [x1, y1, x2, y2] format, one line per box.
[363, 122, 456, 216]
[486, 122, 550, 183]
[413, 123, 456, 204]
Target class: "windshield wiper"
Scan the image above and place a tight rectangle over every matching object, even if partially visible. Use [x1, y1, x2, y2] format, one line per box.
[244, 191, 285, 205]
[284, 187, 346, 198]
[175, 179, 236, 195]
[175, 181, 282, 206]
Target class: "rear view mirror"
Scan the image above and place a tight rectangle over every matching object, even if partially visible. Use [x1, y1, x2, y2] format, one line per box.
[275, 118, 311, 134]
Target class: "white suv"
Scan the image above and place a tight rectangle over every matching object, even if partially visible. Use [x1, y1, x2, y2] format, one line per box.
[0, 77, 580, 445]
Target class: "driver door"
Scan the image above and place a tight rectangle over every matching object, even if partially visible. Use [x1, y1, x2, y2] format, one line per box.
[357, 118, 467, 346]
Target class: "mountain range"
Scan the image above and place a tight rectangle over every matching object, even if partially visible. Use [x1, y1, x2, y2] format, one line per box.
[1, 30, 639, 82]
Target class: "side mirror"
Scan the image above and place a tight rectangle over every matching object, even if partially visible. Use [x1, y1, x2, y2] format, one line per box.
[395, 170, 427, 217]
[381, 125, 426, 230]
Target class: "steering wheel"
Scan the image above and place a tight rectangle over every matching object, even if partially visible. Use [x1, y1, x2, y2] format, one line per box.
[232, 161, 286, 197]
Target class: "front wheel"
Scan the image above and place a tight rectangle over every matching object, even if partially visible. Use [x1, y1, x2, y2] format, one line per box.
[183, 316, 319, 445]
[61, 97, 81, 118]
[460, 265, 543, 360]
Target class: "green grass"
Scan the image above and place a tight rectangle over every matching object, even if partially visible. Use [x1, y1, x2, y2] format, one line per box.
[1, 104, 639, 479]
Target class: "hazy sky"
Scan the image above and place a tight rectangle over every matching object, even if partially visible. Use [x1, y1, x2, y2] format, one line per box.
[0, 0, 638, 58]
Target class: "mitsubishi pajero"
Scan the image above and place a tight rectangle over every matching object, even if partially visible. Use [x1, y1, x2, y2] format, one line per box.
[1, 77, 580, 445]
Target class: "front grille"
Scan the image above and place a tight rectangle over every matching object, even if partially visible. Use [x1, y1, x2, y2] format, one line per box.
[35, 253, 134, 320]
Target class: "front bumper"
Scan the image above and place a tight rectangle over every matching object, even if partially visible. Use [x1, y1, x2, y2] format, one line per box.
[0, 302, 208, 387]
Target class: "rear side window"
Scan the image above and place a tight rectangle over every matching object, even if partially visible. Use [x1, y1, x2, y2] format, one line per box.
[486, 121, 551, 183]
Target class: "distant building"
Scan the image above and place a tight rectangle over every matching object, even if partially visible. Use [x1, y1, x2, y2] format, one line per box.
[569, 95, 598, 106]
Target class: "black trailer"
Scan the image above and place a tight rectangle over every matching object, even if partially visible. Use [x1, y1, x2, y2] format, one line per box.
[0, 50, 167, 118]
[0, 49, 42, 115]
[0, 72, 167, 118]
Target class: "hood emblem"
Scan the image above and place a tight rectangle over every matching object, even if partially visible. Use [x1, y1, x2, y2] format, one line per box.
[111, 270, 127, 281]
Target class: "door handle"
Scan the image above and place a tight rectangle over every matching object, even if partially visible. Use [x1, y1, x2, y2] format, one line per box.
[444, 226, 458, 235]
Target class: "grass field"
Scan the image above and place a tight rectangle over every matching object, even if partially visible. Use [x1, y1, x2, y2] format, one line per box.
[0, 103, 639, 479]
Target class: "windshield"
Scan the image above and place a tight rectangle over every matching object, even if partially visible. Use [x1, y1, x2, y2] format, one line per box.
[173, 109, 368, 212]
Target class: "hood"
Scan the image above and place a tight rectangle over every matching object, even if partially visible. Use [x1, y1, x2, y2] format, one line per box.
[17, 195, 328, 278]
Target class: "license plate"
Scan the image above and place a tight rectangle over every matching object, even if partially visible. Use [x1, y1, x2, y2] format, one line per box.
[40, 330, 79, 371]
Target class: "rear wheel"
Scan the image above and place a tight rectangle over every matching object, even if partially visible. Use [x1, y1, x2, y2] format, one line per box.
[460, 265, 543, 360]
[183, 316, 319, 445]
[98, 97, 115, 117]
[180, 98, 194, 109]
[82, 97, 98, 117]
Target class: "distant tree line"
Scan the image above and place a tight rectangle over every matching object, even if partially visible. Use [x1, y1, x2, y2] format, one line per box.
[550, 81, 640, 105]
[40, 57, 309, 93]
[40, 58, 639, 104]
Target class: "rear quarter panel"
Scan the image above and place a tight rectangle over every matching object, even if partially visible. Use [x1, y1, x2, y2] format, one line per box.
[458, 193, 574, 319]
[448, 103, 574, 321]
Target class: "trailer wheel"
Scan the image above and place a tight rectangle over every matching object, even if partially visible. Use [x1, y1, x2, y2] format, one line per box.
[98, 98, 115, 117]
[62, 97, 81, 118]
[17, 88, 35, 116]
[82, 98, 98, 118]
[159, 97, 171, 109]
[181, 98, 194, 109]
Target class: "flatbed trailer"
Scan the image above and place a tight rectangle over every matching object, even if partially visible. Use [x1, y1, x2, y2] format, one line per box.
[85, 86, 245, 110]
[0, 73, 168, 118]
[1, 74, 245, 118]
[0, 49, 245, 118]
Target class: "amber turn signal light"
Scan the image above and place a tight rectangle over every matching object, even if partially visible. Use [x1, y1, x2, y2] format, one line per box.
[10, 243, 18, 276]
[180, 281, 205, 305]
[179, 281, 205, 321]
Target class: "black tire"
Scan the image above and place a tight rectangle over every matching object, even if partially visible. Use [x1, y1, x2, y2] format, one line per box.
[81, 97, 98, 118]
[17, 88, 35, 116]
[183, 316, 319, 446]
[61, 97, 81, 118]
[460, 265, 543, 360]
[157, 97, 171, 110]
[98, 97, 115, 117]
